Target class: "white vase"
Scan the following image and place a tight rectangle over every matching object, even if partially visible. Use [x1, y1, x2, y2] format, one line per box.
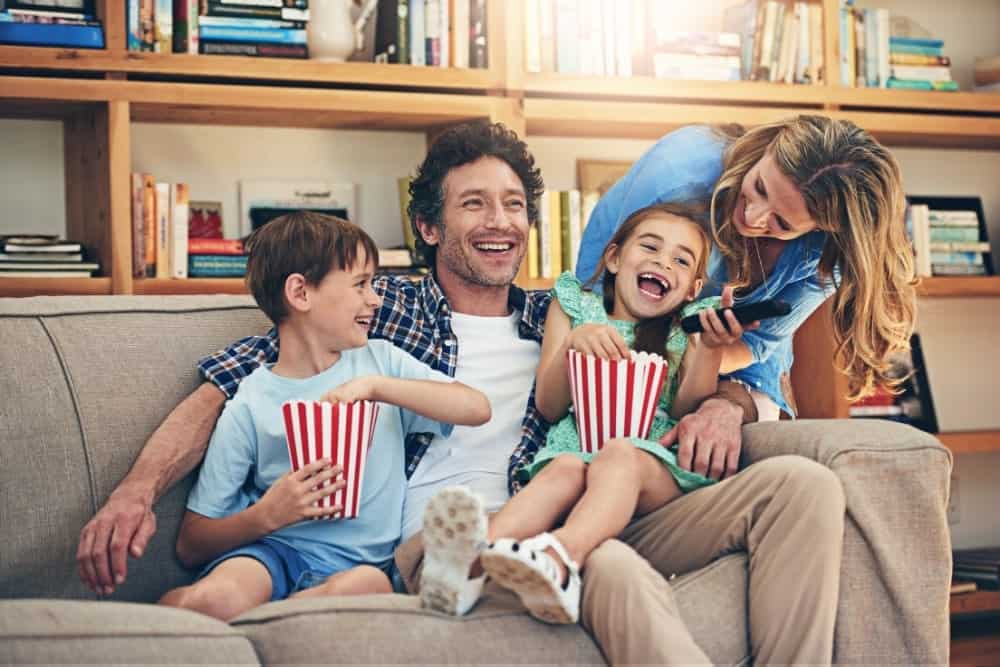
[309, 0, 357, 62]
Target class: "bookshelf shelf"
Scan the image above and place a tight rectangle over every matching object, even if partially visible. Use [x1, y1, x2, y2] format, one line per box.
[951, 589, 1000, 616]
[937, 431, 1000, 455]
[0, 278, 112, 297]
[133, 278, 248, 295]
[918, 277, 1000, 298]
[829, 87, 1000, 115]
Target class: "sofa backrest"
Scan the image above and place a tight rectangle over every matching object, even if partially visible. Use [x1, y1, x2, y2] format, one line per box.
[0, 295, 271, 602]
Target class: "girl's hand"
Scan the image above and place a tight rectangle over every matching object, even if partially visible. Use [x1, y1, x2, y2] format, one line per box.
[695, 286, 759, 349]
[566, 324, 630, 360]
[321, 376, 379, 404]
[257, 459, 345, 530]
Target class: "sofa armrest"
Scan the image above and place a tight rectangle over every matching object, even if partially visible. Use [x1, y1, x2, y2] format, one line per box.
[741, 419, 952, 665]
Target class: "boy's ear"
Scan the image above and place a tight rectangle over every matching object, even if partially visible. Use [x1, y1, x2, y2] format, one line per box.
[604, 244, 622, 275]
[415, 215, 440, 247]
[687, 278, 704, 301]
[284, 273, 311, 313]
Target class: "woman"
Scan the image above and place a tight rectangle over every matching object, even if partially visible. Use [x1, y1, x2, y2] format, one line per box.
[576, 115, 917, 419]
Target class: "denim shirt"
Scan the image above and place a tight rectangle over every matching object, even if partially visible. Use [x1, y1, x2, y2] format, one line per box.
[577, 125, 835, 415]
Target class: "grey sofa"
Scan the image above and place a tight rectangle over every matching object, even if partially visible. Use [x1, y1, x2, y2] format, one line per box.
[0, 295, 953, 665]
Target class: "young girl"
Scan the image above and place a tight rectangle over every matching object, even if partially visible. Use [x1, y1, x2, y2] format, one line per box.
[420, 203, 743, 624]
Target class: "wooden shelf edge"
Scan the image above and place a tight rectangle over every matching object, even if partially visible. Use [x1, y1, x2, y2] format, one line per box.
[132, 278, 248, 295]
[951, 589, 1000, 616]
[830, 86, 1000, 115]
[937, 431, 1000, 455]
[0, 277, 112, 297]
[917, 277, 1000, 298]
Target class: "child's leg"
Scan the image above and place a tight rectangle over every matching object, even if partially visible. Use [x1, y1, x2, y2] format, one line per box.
[159, 557, 272, 621]
[290, 564, 392, 599]
[488, 454, 588, 542]
[554, 438, 681, 569]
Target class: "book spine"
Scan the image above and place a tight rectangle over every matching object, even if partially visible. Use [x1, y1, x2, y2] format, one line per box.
[891, 52, 949, 66]
[199, 40, 308, 56]
[438, 0, 449, 67]
[131, 173, 146, 278]
[527, 225, 539, 279]
[890, 65, 952, 82]
[469, 0, 486, 68]
[409, 0, 425, 65]
[560, 190, 572, 272]
[0, 21, 104, 48]
[929, 251, 984, 265]
[174, 0, 199, 53]
[425, 0, 440, 66]
[128, 0, 142, 50]
[188, 238, 245, 254]
[155, 183, 171, 279]
[154, 0, 172, 52]
[139, 0, 154, 50]
[198, 25, 307, 43]
[554, 0, 579, 74]
[928, 241, 990, 253]
[614, 0, 630, 78]
[142, 174, 156, 275]
[171, 184, 190, 279]
[567, 189, 581, 273]
[203, 1, 310, 21]
[889, 43, 943, 57]
[549, 189, 562, 277]
[198, 15, 306, 29]
[538, 190, 552, 279]
[216, 0, 309, 8]
[928, 227, 980, 242]
[524, 0, 541, 73]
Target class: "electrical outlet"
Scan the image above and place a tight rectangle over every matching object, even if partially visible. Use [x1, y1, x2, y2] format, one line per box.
[948, 475, 960, 525]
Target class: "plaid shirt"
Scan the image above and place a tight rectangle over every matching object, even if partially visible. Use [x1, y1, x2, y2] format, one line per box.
[198, 272, 552, 495]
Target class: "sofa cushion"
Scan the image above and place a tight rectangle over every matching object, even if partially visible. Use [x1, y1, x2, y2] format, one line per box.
[0, 296, 270, 601]
[0, 600, 260, 665]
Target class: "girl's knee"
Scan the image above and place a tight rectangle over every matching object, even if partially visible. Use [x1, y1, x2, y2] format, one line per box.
[541, 454, 587, 485]
[593, 438, 638, 468]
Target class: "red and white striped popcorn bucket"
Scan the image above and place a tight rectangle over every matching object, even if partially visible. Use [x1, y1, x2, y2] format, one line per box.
[567, 349, 668, 454]
[281, 399, 380, 520]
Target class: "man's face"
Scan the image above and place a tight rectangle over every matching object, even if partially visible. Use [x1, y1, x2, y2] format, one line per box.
[419, 156, 530, 288]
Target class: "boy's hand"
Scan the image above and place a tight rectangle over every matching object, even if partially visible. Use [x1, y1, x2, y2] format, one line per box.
[566, 324, 631, 360]
[695, 285, 759, 349]
[321, 376, 380, 404]
[257, 459, 345, 530]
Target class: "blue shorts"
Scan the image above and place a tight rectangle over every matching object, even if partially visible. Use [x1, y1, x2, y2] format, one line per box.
[199, 537, 403, 601]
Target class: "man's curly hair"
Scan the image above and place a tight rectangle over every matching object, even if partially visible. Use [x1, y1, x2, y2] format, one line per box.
[407, 121, 544, 266]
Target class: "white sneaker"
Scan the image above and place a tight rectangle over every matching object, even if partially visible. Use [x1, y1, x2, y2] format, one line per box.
[480, 533, 581, 624]
[419, 486, 488, 616]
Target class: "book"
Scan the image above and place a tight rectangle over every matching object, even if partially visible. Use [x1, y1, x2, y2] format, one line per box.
[154, 182, 171, 278]
[374, 0, 408, 64]
[171, 183, 190, 279]
[238, 180, 356, 237]
[909, 196, 993, 276]
[2, 240, 83, 253]
[188, 254, 247, 277]
[950, 581, 977, 595]
[0, 261, 98, 271]
[469, 0, 486, 68]
[188, 238, 244, 255]
[0, 252, 82, 262]
[199, 40, 307, 57]
[859, 333, 938, 433]
[0, 20, 104, 47]
[0, 270, 96, 277]
[450, 0, 469, 68]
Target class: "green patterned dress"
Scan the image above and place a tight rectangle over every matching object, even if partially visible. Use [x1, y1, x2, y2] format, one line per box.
[524, 272, 720, 493]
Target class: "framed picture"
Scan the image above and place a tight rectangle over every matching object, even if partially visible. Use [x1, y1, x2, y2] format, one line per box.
[894, 333, 939, 433]
[238, 180, 356, 239]
[576, 159, 632, 197]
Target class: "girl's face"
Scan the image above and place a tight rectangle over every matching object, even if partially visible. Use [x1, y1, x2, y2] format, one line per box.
[734, 151, 818, 240]
[605, 215, 706, 323]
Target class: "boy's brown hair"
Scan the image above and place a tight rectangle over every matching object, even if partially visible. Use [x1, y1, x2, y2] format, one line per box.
[244, 211, 379, 324]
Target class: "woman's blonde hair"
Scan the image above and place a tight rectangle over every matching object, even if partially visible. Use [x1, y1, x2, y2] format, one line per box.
[585, 201, 712, 359]
[710, 115, 917, 400]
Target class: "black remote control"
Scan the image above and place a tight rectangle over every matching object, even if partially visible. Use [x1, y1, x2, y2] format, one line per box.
[681, 299, 791, 334]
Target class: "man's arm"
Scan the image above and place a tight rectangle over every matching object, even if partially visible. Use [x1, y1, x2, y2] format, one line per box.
[76, 383, 226, 595]
[659, 379, 757, 481]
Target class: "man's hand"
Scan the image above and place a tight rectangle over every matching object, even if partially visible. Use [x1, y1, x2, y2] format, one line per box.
[76, 485, 157, 596]
[660, 397, 744, 481]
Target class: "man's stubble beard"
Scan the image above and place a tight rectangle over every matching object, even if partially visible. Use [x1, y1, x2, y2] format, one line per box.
[435, 226, 525, 288]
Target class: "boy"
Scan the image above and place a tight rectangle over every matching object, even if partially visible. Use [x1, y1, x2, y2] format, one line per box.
[159, 211, 490, 621]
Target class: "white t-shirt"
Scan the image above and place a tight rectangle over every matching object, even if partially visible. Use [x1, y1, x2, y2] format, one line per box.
[401, 310, 540, 539]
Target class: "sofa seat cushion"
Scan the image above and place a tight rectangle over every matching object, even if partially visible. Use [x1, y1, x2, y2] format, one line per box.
[0, 600, 260, 665]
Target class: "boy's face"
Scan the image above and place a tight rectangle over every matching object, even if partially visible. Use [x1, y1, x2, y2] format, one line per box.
[420, 156, 530, 288]
[305, 246, 381, 351]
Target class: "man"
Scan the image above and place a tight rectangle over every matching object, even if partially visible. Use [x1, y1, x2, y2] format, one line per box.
[77, 121, 843, 665]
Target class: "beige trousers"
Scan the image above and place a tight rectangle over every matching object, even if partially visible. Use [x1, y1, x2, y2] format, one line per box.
[395, 455, 845, 666]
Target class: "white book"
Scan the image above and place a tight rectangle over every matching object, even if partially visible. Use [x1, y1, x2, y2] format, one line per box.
[451, 0, 469, 68]
[808, 2, 823, 84]
[155, 182, 171, 279]
[438, 0, 449, 67]
[601, 0, 616, 77]
[876, 9, 890, 87]
[794, 2, 809, 84]
[524, 0, 541, 73]
[410, 0, 426, 66]
[891, 65, 952, 82]
[171, 183, 190, 279]
[910, 204, 932, 278]
[613, 0, 631, 78]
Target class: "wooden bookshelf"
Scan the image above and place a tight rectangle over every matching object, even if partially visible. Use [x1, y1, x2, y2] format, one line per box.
[133, 279, 248, 295]
[937, 432, 1000, 455]
[0, 278, 112, 298]
[951, 589, 1000, 616]
[918, 277, 1000, 298]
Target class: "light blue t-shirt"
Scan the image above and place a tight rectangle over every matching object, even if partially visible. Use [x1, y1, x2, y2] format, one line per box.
[187, 339, 454, 576]
[577, 125, 835, 415]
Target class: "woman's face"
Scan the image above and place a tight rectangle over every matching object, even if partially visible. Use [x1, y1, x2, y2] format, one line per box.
[733, 151, 819, 241]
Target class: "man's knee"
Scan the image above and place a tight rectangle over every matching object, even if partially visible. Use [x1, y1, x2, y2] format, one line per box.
[583, 539, 640, 588]
[753, 455, 846, 530]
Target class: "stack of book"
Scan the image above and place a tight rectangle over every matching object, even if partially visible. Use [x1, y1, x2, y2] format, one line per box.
[188, 238, 247, 278]
[975, 55, 1000, 94]
[374, 0, 486, 68]
[848, 333, 937, 433]
[523, 0, 824, 84]
[131, 173, 190, 279]
[886, 35, 956, 92]
[525, 189, 595, 280]
[0, 1, 105, 48]
[954, 547, 1000, 590]
[0, 236, 99, 278]
[907, 200, 992, 277]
